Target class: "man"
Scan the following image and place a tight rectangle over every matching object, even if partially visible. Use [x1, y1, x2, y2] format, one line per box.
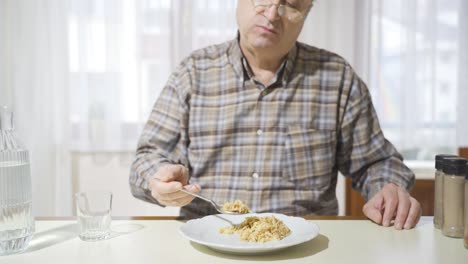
[130, 0, 422, 229]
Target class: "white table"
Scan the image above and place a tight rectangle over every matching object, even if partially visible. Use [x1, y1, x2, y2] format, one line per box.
[1, 216, 467, 264]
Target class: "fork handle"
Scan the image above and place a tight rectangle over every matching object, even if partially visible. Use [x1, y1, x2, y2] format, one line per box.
[179, 188, 212, 203]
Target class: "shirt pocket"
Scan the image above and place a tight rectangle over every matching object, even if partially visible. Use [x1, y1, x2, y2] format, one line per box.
[283, 126, 336, 187]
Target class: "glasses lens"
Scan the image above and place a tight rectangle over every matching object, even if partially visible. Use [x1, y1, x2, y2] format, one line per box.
[252, 1, 304, 22]
[253, 0, 269, 5]
[277, 5, 286, 16]
[254, 5, 267, 13]
[283, 6, 303, 22]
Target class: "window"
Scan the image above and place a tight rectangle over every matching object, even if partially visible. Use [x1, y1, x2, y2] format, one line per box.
[369, 0, 460, 161]
[67, 0, 237, 151]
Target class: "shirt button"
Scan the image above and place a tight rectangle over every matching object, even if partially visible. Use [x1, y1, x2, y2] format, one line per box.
[252, 173, 259, 178]
[256, 129, 263, 136]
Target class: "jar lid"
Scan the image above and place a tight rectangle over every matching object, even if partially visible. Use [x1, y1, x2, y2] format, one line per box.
[442, 157, 467, 176]
[435, 154, 458, 170]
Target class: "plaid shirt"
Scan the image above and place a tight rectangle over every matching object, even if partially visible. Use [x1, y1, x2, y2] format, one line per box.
[129, 36, 415, 218]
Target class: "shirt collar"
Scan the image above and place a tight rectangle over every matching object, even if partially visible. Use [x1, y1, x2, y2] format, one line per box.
[228, 32, 298, 85]
[228, 34, 245, 81]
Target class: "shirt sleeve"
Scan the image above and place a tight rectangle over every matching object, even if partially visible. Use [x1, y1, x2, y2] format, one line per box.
[129, 59, 192, 205]
[336, 66, 415, 201]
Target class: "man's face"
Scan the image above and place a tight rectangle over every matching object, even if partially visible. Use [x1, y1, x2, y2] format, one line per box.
[236, 0, 311, 54]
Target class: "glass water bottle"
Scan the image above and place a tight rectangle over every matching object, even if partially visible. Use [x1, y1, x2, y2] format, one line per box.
[0, 106, 35, 255]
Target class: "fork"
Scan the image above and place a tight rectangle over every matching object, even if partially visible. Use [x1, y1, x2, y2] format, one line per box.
[152, 177, 246, 215]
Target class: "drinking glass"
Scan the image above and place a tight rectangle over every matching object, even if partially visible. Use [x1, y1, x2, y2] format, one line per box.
[75, 191, 112, 241]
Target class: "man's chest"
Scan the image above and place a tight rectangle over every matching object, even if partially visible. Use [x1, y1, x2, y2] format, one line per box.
[187, 80, 340, 148]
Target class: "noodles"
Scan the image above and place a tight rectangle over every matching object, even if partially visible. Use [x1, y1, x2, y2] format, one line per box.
[219, 216, 291, 242]
[222, 200, 251, 214]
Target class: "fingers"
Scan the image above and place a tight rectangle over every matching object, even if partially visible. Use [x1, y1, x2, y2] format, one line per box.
[154, 179, 184, 195]
[157, 164, 189, 185]
[403, 197, 422, 229]
[381, 184, 398, 227]
[156, 184, 201, 207]
[148, 164, 198, 207]
[152, 164, 189, 195]
[393, 186, 410, 230]
[363, 193, 383, 225]
[364, 183, 422, 230]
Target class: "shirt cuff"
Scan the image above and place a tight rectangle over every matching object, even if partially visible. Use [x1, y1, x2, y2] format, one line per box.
[364, 176, 415, 201]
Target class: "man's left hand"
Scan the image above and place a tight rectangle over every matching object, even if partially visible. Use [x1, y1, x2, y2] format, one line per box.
[362, 183, 422, 230]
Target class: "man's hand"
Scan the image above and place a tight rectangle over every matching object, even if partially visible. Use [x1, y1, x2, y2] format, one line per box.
[148, 164, 201, 207]
[362, 183, 422, 230]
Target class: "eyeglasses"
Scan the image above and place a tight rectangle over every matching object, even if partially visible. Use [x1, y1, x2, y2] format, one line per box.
[251, 0, 307, 23]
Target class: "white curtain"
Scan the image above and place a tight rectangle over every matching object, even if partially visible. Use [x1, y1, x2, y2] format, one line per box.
[0, 5, 6, 103]
[67, 0, 364, 152]
[300, 0, 363, 74]
[307, 0, 466, 159]
[1, 0, 466, 215]
[0, 0, 70, 216]
[364, 0, 463, 159]
[68, 0, 238, 152]
[457, 0, 468, 146]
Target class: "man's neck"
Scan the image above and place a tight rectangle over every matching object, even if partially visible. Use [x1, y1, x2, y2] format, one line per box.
[240, 41, 288, 85]
[241, 43, 285, 73]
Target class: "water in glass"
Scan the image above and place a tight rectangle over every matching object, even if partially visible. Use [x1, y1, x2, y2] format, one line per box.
[75, 191, 112, 241]
[0, 106, 35, 255]
[77, 212, 111, 241]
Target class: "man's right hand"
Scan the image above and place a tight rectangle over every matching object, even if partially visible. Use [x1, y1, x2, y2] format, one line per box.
[149, 164, 201, 207]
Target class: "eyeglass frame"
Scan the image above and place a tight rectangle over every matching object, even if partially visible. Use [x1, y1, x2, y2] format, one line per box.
[250, 0, 312, 23]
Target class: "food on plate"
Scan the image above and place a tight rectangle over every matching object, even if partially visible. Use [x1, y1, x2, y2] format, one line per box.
[222, 200, 251, 214]
[219, 216, 291, 242]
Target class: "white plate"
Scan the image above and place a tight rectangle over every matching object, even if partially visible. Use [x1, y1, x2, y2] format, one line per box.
[179, 213, 320, 254]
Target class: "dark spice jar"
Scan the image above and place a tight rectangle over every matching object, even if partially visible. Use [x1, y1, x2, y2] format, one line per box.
[434, 154, 457, 229]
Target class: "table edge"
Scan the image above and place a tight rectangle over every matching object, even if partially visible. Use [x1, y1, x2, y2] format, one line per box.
[36, 215, 368, 221]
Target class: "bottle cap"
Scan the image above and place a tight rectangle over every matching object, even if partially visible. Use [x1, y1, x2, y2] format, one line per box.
[435, 154, 457, 170]
[0, 106, 14, 131]
[442, 157, 467, 176]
